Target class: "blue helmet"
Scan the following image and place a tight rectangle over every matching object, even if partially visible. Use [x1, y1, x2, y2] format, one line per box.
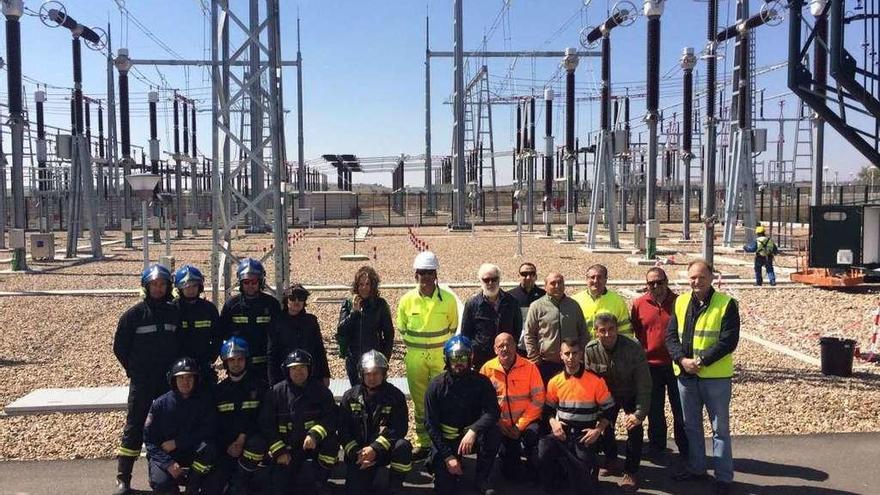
[174, 264, 205, 290]
[443, 335, 473, 369]
[236, 258, 265, 282]
[220, 336, 249, 361]
[141, 264, 173, 287]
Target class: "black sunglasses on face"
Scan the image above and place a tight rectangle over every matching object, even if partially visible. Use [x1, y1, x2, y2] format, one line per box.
[646, 280, 667, 287]
[481, 277, 499, 283]
[288, 295, 307, 301]
[519, 271, 536, 277]
[416, 270, 437, 276]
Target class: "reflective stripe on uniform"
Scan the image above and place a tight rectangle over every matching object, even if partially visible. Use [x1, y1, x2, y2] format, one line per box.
[390, 461, 413, 473]
[243, 450, 263, 461]
[251, 355, 268, 364]
[193, 320, 212, 328]
[375, 435, 391, 450]
[217, 402, 234, 412]
[135, 325, 159, 334]
[269, 441, 286, 454]
[232, 316, 249, 324]
[673, 291, 735, 378]
[309, 424, 328, 440]
[256, 316, 271, 323]
[191, 461, 212, 473]
[439, 424, 461, 440]
[117, 446, 141, 457]
[344, 440, 358, 454]
[241, 400, 260, 409]
[318, 453, 337, 466]
[401, 339, 447, 349]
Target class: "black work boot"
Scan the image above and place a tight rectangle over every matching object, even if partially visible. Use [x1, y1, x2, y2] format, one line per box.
[113, 456, 136, 495]
[388, 470, 407, 495]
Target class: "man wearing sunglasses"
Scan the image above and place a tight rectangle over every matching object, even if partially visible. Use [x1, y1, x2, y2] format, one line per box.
[461, 264, 522, 370]
[508, 263, 546, 354]
[630, 267, 688, 461]
[396, 251, 460, 461]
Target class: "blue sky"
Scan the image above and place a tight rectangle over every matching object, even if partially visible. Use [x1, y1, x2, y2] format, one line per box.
[5, 0, 872, 188]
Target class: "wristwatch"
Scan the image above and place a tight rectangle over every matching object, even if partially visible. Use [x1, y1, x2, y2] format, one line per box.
[694, 356, 703, 368]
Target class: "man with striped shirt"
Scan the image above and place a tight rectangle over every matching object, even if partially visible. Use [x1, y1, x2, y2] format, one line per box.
[538, 339, 614, 495]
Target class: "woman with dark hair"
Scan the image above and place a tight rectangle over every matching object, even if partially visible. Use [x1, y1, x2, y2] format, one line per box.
[336, 266, 394, 385]
[267, 284, 331, 386]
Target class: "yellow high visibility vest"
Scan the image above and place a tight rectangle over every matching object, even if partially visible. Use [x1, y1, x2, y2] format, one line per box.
[396, 286, 458, 350]
[672, 291, 734, 378]
[572, 289, 633, 339]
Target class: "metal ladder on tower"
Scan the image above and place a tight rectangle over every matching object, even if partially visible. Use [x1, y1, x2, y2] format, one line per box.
[791, 98, 814, 183]
[475, 71, 497, 211]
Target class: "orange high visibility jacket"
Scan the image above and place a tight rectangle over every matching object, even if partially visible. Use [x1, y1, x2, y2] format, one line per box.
[545, 367, 615, 427]
[479, 355, 545, 431]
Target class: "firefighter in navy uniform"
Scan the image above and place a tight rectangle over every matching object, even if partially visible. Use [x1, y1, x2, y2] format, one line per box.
[424, 335, 502, 495]
[174, 265, 222, 384]
[144, 357, 221, 494]
[338, 351, 413, 495]
[220, 258, 281, 382]
[213, 336, 269, 494]
[259, 349, 339, 494]
[112, 264, 182, 495]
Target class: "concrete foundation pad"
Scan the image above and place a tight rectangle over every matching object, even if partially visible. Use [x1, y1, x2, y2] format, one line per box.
[534, 235, 555, 239]
[4, 378, 412, 416]
[580, 247, 640, 254]
[339, 254, 371, 261]
[677, 270, 740, 280]
[555, 240, 581, 245]
[626, 257, 664, 266]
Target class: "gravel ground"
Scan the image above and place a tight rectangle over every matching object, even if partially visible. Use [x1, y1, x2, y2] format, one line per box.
[1, 227, 878, 460]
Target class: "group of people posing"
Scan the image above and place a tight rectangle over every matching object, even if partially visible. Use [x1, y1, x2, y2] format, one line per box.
[111, 250, 740, 495]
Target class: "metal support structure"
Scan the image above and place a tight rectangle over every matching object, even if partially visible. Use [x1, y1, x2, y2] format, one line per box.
[526, 97, 535, 232]
[4, 1, 27, 269]
[451, 0, 469, 230]
[116, 48, 134, 248]
[543, 88, 554, 237]
[644, 1, 664, 259]
[148, 90, 161, 242]
[35, 89, 49, 232]
[702, 0, 719, 266]
[424, 16, 434, 215]
[173, 95, 183, 238]
[721, 2, 774, 247]
[563, 48, 578, 242]
[680, 47, 696, 240]
[811, 4, 827, 207]
[210, 0, 291, 302]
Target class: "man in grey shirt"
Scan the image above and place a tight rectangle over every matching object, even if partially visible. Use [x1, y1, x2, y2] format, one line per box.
[524, 272, 589, 385]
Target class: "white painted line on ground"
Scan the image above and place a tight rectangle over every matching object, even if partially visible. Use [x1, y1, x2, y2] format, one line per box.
[740, 331, 821, 367]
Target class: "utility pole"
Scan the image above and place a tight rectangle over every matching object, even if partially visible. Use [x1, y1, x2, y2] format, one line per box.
[173, 94, 183, 238]
[35, 89, 49, 233]
[645, 1, 664, 259]
[4, 0, 27, 270]
[424, 16, 434, 215]
[563, 48, 578, 242]
[451, 0, 470, 230]
[116, 48, 134, 248]
[680, 47, 696, 240]
[702, 0, 719, 266]
[811, 0, 827, 207]
[543, 88, 554, 237]
[296, 16, 306, 209]
[148, 90, 161, 242]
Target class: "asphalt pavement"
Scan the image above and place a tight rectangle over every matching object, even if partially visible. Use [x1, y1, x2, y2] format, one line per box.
[0, 433, 875, 495]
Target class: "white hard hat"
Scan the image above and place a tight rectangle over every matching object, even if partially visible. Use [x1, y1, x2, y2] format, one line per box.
[413, 250, 440, 271]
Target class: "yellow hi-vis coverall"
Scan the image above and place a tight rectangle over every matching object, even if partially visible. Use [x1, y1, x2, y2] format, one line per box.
[396, 286, 459, 449]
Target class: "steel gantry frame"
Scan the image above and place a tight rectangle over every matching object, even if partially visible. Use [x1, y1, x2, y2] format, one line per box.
[120, 0, 301, 303]
[426, 7, 599, 231]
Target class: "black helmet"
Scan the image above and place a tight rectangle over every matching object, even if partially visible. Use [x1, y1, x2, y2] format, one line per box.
[167, 357, 201, 391]
[283, 349, 313, 369]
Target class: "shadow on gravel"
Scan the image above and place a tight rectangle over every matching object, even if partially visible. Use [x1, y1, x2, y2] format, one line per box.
[0, 357, 33, 367]
[731, 482, 862, 495]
